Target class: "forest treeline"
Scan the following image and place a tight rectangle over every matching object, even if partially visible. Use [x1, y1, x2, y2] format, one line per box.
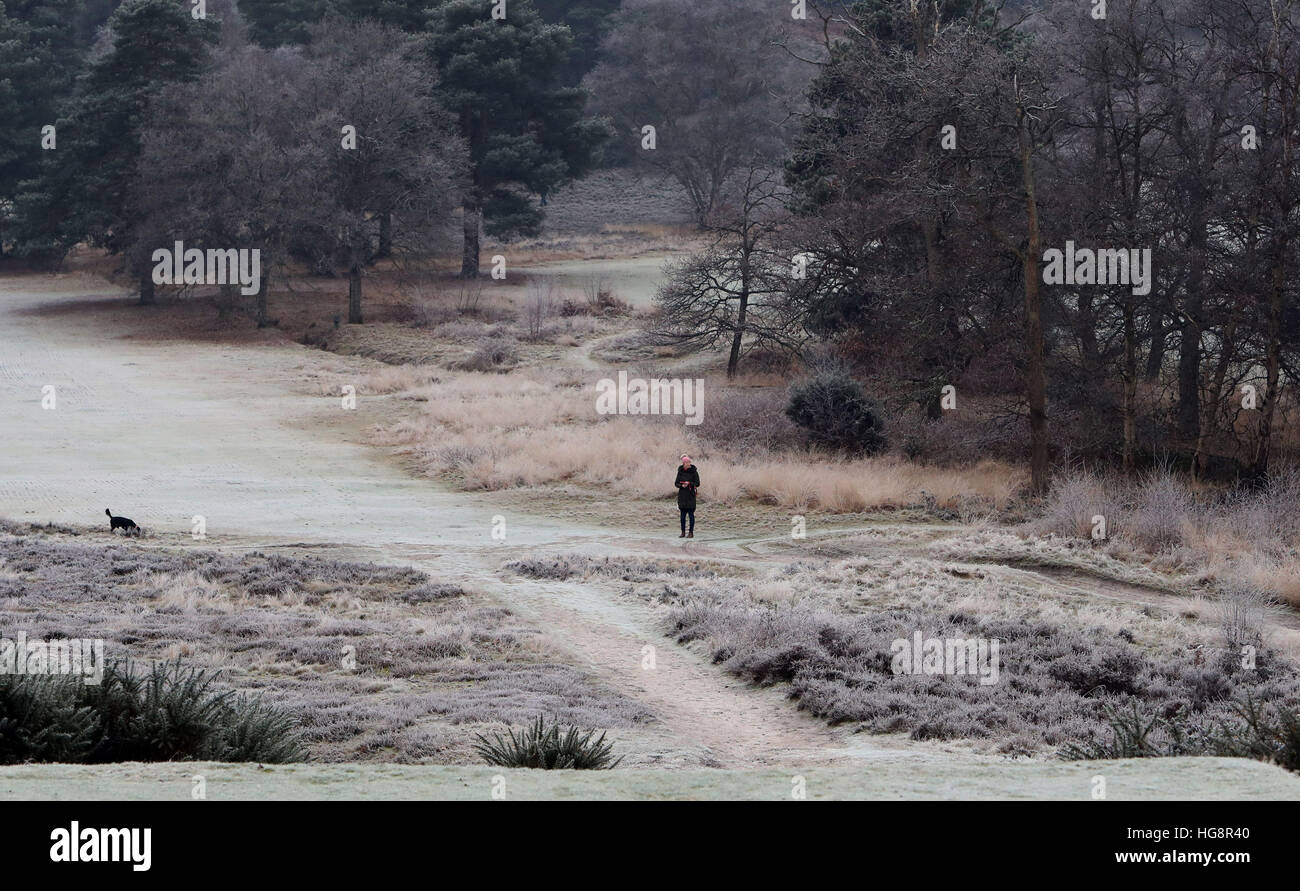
[0, 0, 1297, 486]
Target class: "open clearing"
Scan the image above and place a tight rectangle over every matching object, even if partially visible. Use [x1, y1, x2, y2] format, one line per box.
[2, 272, 1298, 798]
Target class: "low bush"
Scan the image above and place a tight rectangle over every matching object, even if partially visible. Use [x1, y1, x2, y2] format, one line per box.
[785, 373, 887, 455]
[1061, 695, 1300, 772]
[663, 574, 1300, 748]
[699, 387, 800, 453]
[0, 659, 307, 764]
[473, 715, 622, 769]
[505, 553, 732, 582]
[1059, 702, 1208, 759]
[1211, 695, 1300, 772]
[456, 336, 519, 372]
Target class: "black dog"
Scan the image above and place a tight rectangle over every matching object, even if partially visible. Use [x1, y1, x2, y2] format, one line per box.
[105, 509, 140, 535]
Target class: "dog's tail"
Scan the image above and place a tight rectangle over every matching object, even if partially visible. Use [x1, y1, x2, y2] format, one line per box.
[105, 508, 113, 518]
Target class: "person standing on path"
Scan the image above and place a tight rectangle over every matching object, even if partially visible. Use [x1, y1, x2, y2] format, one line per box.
[675, 454, 700, 538]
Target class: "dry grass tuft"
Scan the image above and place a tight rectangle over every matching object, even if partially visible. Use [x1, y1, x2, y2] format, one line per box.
[1034, 467, 1300, 608]
[377, 370, 1023, 512]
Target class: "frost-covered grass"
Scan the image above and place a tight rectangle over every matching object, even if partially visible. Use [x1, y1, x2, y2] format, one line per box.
[0, 524, 648, 764]
[505, 553, 744, 582]
[525, 550, 1300, 757]
[1034, 467, 1300, 607]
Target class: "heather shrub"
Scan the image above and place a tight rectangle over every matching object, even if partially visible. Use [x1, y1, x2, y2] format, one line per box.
[1037, 468, 1120, 540]
[651, 556, 1300, 750]
[1217, 583, 1270, 653]
[0, 532, 649, 763]
[1059, 702, 1209, 760]
[505, 553, 733, 582]
[1062, 695, 1300, 772]
[402, 582, 466, 603]
[1210, 695, 1300, 772]
[1121, 468, 1194, 552]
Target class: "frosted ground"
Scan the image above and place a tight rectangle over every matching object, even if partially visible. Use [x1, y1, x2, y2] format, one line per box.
[2, 273, 1298, 799]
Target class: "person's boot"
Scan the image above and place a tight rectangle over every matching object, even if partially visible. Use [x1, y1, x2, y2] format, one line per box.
[679, 531, 686, 538]
[687, 530, 694, 538]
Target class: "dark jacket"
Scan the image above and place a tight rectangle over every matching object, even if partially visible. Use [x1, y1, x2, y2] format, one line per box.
[675, 464, 700, 511]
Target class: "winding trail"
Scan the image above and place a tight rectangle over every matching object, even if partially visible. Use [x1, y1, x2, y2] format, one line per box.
[0, 275, 940, 770]
[4, 273, 1300, 797]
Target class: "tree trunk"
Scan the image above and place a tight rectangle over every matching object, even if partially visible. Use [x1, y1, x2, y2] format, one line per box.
[1177, 84, 1228, 452]
[255, 269, 271, 328]
[1121, 88, 1144, 471]
[1177, 197, 1209, 447]
[1121, 299, 1138, 471]
[727, 292, 748, 379]
[460, 198, 481, 278]
[1193, 310, 1239, 477]
[922, 217, 951, 419]
[1078, 89, 1105, 413]
[704, 175, 721, 225]
[1018, 99, 1049, 495]
[376, 212, 392, 260]
[1252, 255, 1285, 477]
[217, 284, 237, 317]
[1199, 194, 1259, 476]
[1251, 35, 1293, 479]
[139, 270, 156, 306]
[1175, 300, 1202, 447]
[348, 263, 363, 324]
[1144, 312, 1166, 380]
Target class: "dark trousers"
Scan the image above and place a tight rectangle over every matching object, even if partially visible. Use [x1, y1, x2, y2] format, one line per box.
[680, 509, 695, 533]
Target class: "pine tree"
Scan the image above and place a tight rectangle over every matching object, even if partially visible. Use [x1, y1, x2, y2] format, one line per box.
[423, 0, 609, 276]
[239, 0, 327, 47]
[0, 0, 83, 254]
[11, 0, 217, 272]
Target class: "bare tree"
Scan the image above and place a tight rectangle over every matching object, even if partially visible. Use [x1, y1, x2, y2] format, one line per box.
[653, 166, 805, 377]
[131, 45, 326, 326]
[588, 0, 815, 224]
[1015, 73, 1053, 495]
[524, 279, 556, 342]
[300, 20, 466, 324]
[1238, 0, 1300, 476]
[131, 23, 465, 327]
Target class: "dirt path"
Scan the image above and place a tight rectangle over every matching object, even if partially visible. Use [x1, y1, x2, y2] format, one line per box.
[0, 276, 932, 769]
[476, 573, 951, 768]
[6, 276, 1300, 798]
[562, 331, 623, 371]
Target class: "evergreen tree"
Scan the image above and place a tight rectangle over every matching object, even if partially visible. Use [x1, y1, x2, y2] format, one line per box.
[533, 0, 619, 86]
[0, 0, 84, 254]
[11, 0, 217, 269]
[423, 0, 609, 276]
[240, 0, 326, 47]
